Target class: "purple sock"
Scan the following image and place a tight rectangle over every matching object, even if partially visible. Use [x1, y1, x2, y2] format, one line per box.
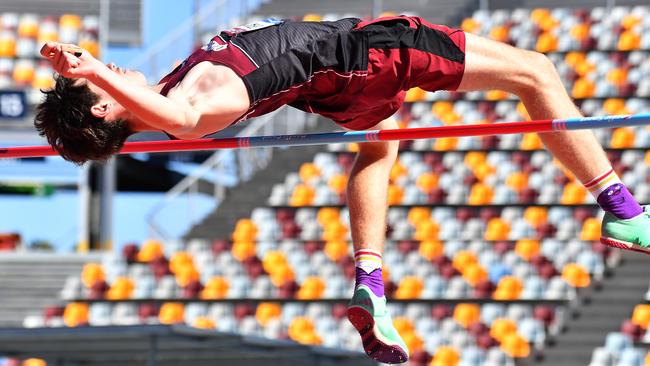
[355, 267, 385, 297]
[597, 183, 643, 219]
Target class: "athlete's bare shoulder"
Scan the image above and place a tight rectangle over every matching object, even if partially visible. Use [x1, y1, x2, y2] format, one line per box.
[163, 61, 251, 139]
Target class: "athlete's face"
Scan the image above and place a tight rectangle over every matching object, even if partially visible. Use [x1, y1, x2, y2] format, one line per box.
[86, 62, 148, 121]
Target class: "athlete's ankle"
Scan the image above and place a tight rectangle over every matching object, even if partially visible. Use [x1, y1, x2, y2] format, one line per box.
[354, 248, 385, 297]
[583, 169, 643, 219]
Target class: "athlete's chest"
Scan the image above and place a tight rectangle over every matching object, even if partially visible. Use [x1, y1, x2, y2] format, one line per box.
[166, 62, 245, 105]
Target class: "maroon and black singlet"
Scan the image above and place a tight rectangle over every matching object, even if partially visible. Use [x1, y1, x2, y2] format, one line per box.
[159, 15, 466, 132]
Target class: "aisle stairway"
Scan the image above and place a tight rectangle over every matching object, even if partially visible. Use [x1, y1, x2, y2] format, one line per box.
[0, 252, 102, 327]
[539, 251, 650, 366]
[186, 117, 335, 239]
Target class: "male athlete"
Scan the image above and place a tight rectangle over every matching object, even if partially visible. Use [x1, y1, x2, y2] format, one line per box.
[37, 16, 649, 363]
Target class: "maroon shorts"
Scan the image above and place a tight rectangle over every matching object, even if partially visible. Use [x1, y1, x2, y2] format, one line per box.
[335, 16, 466, 130]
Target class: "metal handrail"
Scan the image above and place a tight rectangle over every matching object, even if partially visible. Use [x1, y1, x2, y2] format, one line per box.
[146, 107, 314, 240]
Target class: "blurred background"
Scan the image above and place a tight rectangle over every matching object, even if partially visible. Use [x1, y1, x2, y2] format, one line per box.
[1, 0, 650, 365]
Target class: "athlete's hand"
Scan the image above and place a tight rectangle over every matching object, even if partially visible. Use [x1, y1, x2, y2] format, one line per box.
[40, 41, 103, 79]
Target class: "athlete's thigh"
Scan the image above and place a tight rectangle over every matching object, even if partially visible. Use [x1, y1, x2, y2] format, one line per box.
[456, 32, 537, 93]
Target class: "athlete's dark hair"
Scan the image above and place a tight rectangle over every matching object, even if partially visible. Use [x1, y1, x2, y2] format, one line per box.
[34, 75, 132, 165]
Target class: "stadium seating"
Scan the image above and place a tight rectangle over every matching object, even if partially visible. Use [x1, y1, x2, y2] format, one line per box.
[0, 12, 99, 92]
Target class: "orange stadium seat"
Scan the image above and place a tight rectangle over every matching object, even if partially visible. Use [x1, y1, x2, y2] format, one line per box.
[12, 59, 35, 85]
[493, 276, 523, 300]
[296, 276, 326, 299]
[81, 263, 105, 288]
[408, 207, 431, 226]
[324, 240, 348, 261]
[63, 302, 89, 327]
[560, 182, 587, 205]
[137, 240, 164, 262]
[290, 184, 315, 206]
[327, 173, 347, 194]
[106, 277, 135, 300]
[506, 172, 528, 192]
[452, 251, 478, 271]
[17, 14, 39, 39]
[603, 98, 628, 115]
[561, 263, 590, 288]
[22, 359, 46, 366]
[610, 128, 636, 149]
[485, 218, 510, 241]
[515, 239, 541, 260]
[572, 78, 596, 98]
[570, 23, 590, 41]
[434, 137, 458, 151]
[231, 240, 256, 261]
[416, 172, 439, 193]
[255, 302, 282, 326]
[232, 218, 258, 242]
[580, 217, 601, 241]
[393, 317, 415, 335]
[302, 13, 323, 22]
[501, 333, 530, 358]
[394, 276, 424, 299]
[387, 184, 404, 205]
[453, 303, 481, 328]
[523, 207, 547, 228]
[192, 317, 216, 329]
[299, 162, 320, 182]
[469, 183, 494, 205]
[78, 35, 99, 58]
[462, 263, 488, 286]
[618, 30, 640, 51]
[536, 32, 558, 52]
[490, 318, 518, 342]
[414, 220, 440, 241]
[430, 346, 460, 366]
[201, 277, 229, 299]
[288, 317, 321, 345]
[32, 65, 55, 89]
[0, 31, 17, 57]
[520, 133, 543, 150]
[631, 304, 650, 329]
[317, 207, 340, 226]
[159, 302, 185, 324]
[461, 18, 480, 33]
[322, 220, 348, 241]
[419, 240, 443, 260]
[391, 160, 408, 182]
[37, 18, 58, 44]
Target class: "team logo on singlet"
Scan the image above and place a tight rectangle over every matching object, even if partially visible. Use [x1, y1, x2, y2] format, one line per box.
[202, 40, 228, 52]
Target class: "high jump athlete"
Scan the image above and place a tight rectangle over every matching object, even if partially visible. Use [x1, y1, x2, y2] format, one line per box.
[36, 16, 650, 364]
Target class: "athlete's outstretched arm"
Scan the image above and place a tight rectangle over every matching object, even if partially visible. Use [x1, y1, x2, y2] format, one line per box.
[41, 42, 203, 135]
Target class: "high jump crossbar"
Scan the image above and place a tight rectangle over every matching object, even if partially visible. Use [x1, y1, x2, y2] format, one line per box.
[1, 113, 650, 159]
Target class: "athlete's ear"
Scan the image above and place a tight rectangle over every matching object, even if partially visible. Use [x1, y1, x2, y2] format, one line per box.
[90, 102, 112, 119]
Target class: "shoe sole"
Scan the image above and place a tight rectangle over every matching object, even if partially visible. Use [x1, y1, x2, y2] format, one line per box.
[600, 236, 650, 254]
[346, 305, 408, 364]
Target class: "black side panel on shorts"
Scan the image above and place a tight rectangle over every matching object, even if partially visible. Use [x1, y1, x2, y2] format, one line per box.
[229, 18, 367, 103]
[363, 21, 465, 64]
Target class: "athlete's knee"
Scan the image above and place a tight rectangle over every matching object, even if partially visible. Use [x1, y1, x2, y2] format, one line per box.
[526, 51, 562, 89]
[508, 50, 563, 97]
[357, 140, 399, 163]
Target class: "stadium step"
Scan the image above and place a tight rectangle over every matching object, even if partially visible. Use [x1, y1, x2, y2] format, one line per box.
[0, 253, 102, 327]
[539, 251, 650, 366]
[185, 117, 334, 240]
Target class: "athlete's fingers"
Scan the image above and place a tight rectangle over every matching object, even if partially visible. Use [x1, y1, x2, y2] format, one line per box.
[52, 46, 63, 68]
[55, 50, 67, 73]
[40, 41, 59, 58]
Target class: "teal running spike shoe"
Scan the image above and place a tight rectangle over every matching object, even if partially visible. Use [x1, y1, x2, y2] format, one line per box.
[346, 285, 409, 364]
[600, 206, 650, 254]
